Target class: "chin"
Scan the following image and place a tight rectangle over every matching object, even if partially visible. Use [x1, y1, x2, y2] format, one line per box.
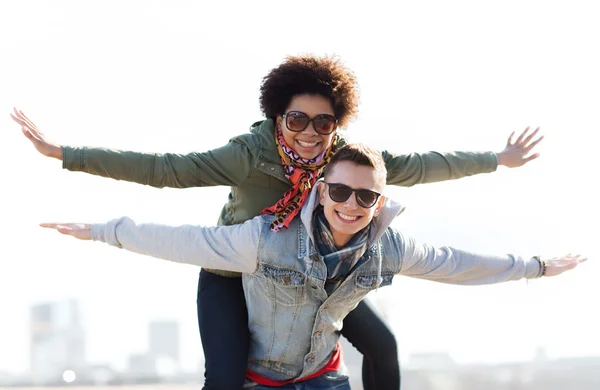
[334, 224, 364, 236]
[298, 150, 323, 160]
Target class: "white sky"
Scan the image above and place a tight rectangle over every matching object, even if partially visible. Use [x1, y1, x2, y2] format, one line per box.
[1, 0, 599, 374]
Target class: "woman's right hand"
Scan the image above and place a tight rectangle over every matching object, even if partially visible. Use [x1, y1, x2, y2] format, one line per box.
[11, 107, 63, 160]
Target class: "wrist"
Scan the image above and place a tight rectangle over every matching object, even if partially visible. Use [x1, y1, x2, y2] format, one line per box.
[533, 255, 546, 277]
[496, 151, 506, 167]
[51, 145, 63, 160]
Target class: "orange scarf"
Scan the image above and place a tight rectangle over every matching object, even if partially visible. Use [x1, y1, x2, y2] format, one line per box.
[260, 127, 338, 232]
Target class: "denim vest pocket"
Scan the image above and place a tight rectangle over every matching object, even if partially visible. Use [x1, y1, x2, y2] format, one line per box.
[355, 273, 394, 291]
[259, 264, 306, 306]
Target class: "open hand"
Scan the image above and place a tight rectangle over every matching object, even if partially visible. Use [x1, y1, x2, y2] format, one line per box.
[543, 254, 587, 277]
[40, 223, 92, 240]
[11, 108, 63, 160]
[497, 126, 544, 168]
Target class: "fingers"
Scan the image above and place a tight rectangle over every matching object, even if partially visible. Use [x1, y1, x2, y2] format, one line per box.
[21, 125, 44, 144]
[10, 112, 27, 127]
[40, 223, 78, 236]
[12, 112, 41, 136]
[568, 254, 588, 263]
[40, 223, 72, 236]
[40, 223, 86, 228]
[523, 153, 540, 163]
[40, 223, 65, 230]
[56, 226, 73, 236]
[514, 126, 530, 145]
[40, 223, 56, 228]
[523, 135, 544, 153]
[506, 131, 516, 147]
[521, 127, 540, 146]
[12, 107, 39, 131]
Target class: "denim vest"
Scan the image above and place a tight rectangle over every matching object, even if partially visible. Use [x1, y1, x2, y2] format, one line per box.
[242, 209, 403, 380]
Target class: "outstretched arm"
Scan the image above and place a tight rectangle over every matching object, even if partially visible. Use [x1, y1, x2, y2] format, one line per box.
[394, 231, 585, 284]
[40, 217, 262, 273]
[383, 127, 544, 186]
[11, 108, 252, 188]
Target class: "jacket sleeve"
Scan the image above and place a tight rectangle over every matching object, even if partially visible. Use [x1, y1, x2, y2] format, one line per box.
[381, 150, 498, 187]
[392, 230, 541, 284]
[62, 140, 252, 188]
[90, 216, 262, 273]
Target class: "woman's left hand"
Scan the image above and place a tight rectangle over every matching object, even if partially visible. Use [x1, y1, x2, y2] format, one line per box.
[497, 126, 544, 168]
[40, 223, 92, 240]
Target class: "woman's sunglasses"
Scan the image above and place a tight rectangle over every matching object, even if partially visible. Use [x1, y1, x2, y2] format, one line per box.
[282, 111, 337, 135]
[326, 183, 381, 208]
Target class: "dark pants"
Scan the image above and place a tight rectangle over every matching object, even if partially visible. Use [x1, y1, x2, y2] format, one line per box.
[341, 298, 400, 389]
[197, 269, 401, 390]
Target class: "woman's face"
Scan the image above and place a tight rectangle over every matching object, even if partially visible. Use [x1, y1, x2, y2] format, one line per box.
[276, 94, 337, 160]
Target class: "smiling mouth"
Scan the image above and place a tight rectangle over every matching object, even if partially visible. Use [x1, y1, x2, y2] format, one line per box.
[336, 211, 361, 222]
[296, 140, 319, 148]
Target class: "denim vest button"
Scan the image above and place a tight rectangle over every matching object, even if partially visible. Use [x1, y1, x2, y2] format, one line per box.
[306, 355, 315, 362]
[283, 275, 291, 285]
[371, 280, 377, 288]
[313, 331, 321, 337]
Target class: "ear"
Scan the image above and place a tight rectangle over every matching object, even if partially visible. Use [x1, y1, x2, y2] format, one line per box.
[373, 195, 386, 217]
[318, 182, 327, 206]
[276, 115, 283, 130]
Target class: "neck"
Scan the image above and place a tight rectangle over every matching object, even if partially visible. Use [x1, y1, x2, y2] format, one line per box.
[331, 231, 352, 249]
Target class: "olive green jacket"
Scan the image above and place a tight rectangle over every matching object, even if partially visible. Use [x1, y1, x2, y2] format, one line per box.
[63, 119, 498, 276]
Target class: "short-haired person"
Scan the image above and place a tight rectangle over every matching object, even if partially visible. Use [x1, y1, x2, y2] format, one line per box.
[41, 143, 583, 389]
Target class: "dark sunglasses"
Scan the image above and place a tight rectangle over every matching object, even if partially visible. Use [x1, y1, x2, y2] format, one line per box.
[282, 111, 337, 135]
[325, 183, 381, 208]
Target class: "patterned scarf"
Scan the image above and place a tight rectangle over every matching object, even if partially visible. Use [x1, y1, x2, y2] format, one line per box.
[313, 208, 370, 295]
[261, 126, 338, 232]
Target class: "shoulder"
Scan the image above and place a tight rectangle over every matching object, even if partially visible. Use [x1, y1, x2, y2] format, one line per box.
[379, 227, 405, 253]
[230, 120, 273, 147]
[334, 131, 350, 147]
[227, 120, 280, 162]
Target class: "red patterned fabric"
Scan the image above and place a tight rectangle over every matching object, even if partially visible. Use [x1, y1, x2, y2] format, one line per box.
[260, 127, 338, 232]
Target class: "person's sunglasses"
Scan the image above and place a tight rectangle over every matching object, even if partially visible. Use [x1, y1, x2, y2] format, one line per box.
[326, 183, 381, 208]
[282, 111, 337, 135]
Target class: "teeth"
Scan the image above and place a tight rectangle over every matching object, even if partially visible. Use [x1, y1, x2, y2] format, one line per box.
[297, 140, 318, 147]
[337, 212, 358, 221]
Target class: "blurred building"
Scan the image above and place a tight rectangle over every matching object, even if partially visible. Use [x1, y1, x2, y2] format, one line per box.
[122, 320, 182, 382]
[29, 299, 85, 385]
[126, 352, 157, 380]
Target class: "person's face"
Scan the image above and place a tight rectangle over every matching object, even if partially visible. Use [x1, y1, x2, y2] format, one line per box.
[318, 161, 386, 248]
[276, 94, 337, 160]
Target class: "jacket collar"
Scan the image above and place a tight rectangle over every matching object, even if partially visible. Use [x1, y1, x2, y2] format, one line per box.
[250, 119, 280, 164]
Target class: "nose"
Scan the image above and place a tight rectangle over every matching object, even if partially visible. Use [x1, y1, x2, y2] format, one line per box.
[343, 193, 359, 210]
[303, 120, 319, 135]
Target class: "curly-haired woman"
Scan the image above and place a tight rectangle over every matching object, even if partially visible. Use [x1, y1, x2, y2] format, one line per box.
[12, 54, 542, 389]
